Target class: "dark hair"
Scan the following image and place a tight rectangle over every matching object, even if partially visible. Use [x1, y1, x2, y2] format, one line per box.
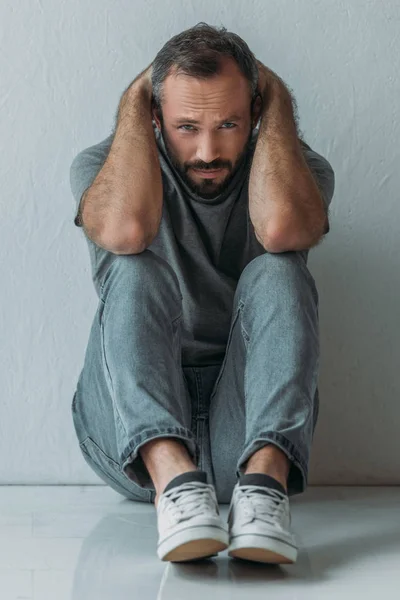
[151, 22, 259, 111]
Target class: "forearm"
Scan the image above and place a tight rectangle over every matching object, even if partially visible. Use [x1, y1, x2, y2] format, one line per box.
[83, 81, 163, 249]
[249, 80, 327, 252]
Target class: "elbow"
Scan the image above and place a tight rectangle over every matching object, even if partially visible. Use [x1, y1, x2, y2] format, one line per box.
[260, 229, 293, 254]
[260, 216, 328, 254]
[257, 220, 296, 253]
[114, 241, 147, 255]
[101, 221, 152, 255]
[254, 221, 286, 253]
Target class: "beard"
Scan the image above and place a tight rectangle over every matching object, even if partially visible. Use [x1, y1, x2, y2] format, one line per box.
[159, 120, 254, 199]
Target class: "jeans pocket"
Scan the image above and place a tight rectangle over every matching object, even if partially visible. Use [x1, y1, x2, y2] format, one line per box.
[79, 437, 152, 502]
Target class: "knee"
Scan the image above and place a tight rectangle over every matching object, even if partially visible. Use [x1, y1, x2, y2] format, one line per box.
[100, 249, 183, 305]
[237, 251, 318, 301]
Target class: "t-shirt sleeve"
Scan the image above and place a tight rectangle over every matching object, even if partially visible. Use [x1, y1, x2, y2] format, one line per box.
[300, 140, 335, 214]
[69, 133, 114, 227]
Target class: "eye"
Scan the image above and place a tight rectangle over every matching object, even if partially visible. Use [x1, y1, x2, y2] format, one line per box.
[178, 123, 237, 131]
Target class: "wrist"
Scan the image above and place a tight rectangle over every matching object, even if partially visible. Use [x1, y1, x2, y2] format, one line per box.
[262, 77, 285, 105]
[118, 80, 152, 121]
[261, 79, 294, 124]
[126, 78, 152, 104]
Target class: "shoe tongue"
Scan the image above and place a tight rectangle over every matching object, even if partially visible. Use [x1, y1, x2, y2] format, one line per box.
[238, 473, 287, 496]
[163, 470, 207, 495]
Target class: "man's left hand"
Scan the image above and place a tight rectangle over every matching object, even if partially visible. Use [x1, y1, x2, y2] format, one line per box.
[256, 59, 284, 97]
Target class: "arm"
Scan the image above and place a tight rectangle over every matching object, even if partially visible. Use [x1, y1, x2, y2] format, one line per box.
[76, 64, 163, 254]
[249, 63, 330, 253]
[299, 140, 335, 236]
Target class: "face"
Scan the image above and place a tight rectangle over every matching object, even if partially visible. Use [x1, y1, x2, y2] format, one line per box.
[152, 57, 262, 199]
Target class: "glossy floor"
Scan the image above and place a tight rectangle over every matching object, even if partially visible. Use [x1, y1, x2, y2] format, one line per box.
[0, 485, 399, 599]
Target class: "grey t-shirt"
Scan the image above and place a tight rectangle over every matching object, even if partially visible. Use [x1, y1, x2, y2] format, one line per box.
[70, 123, 334, 366]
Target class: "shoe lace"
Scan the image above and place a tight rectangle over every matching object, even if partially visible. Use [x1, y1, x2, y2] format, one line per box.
[161, 482, 217, 523]
[234, 485, 288, 528]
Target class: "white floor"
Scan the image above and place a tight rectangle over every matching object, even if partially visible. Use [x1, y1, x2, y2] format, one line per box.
[0, 485, 399, 599]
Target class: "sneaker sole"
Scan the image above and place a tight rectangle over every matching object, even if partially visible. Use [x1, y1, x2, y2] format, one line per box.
[228, 533, 298, 564]
[158, 524, 229, 562]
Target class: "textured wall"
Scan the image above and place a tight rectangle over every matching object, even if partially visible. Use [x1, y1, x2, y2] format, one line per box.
[1, 0, 399, 484]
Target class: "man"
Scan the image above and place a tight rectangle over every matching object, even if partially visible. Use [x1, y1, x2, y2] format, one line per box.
[70, 22, 335, 564]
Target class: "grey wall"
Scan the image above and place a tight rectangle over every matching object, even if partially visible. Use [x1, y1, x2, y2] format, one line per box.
[1, 0, 399, 484]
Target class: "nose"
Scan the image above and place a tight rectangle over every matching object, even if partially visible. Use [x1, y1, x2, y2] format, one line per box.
[195, 135, 220, 166]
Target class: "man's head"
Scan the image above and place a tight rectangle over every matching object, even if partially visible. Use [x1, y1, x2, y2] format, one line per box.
[151, 23, 263, 199]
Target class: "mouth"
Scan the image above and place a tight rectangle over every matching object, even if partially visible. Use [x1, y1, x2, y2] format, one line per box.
[192, 168, 225, 179]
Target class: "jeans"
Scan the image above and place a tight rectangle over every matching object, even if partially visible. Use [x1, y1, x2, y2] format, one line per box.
[71, 249, 320, 505]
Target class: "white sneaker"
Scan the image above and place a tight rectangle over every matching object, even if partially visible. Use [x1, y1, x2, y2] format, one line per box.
[156, 471, 229, 562]
[227, 480, 298, 564]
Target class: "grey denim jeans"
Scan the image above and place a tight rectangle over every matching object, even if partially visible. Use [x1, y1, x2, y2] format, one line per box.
[71, 249, 320, 505]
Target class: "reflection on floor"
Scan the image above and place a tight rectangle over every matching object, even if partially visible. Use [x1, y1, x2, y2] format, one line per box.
[0, 485, 399, 599]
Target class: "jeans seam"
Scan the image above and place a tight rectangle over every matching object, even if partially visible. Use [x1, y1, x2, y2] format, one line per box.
[194, 369, 204, 414]
[197, 417, 205, 471]
[209, 302, 243, 403]
[99, 257, 118, 300]
[242, 303, 249, 414]
[80, 436, 152, 501]
[241, 325, 250, 342]
[80, 436, 119, 470]
[171, 311, 183, 324]
[99, 319, 129, 441]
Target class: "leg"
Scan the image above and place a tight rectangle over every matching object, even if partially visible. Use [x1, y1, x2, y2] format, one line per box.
[140, 438, 198, 507]
[71, 250, 200, 502]
[243, 444, 290, 492]
[209, 251, 320, 503]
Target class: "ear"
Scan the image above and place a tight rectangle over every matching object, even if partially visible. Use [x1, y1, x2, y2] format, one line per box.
[152, 100, 162, 130]
[251, 94, 263, 128]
